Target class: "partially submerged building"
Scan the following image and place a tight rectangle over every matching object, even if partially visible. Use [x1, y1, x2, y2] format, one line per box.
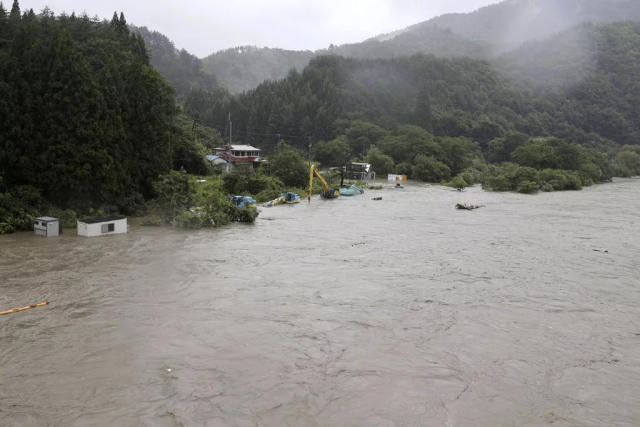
[77, 216, 127, 237]
[34, 217, 62, 237]
[213, 145, 263, 170]
[349, 163, 376, 182]
[388, 174, 408, 182]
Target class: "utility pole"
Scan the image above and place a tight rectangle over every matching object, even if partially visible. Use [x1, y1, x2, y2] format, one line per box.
[308, 137, 312, 203]
[228, 112, 232, 147]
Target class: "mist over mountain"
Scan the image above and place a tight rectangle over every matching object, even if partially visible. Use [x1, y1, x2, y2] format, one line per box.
[190, 19, 640, 153]
[201, 46, 314, 94]
[200, 0, 640, 93]
[417, 0, 640, 54]
[133, 26, 218, 100]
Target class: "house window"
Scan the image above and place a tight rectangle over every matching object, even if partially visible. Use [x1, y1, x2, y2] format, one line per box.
[101, 223, 115, 233]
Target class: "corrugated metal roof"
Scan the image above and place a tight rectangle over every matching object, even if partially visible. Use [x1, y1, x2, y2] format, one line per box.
[79, 215, 126, 224]
[214, 145, 261, 152]
[35, 217, 59, 222]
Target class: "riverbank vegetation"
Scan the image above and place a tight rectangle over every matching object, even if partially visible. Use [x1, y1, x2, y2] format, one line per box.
[183, 23, 640, 192]
[144, 170, 257, 228]
[2, 2, 640, 234]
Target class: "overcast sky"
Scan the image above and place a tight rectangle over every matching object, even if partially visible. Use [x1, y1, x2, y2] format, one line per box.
[19, 0, 498, 57]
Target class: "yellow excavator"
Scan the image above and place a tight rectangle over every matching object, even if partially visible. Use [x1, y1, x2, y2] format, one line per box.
[308, 165, 339, 201]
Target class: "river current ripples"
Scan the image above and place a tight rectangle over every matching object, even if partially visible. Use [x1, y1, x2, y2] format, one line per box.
[1, 179, 640, 426]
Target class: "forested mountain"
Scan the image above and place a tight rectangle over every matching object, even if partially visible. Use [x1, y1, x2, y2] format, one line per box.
[201, 0, 640, 93]
[188, 22, 640, 152]
[412, 0, 640, 54]
[134, 26, 218, 100]
[202, 46, 314, 93]
[322, 26, 489, 60]
[0, 3, 215, 218]
[498, 22, 640, 90]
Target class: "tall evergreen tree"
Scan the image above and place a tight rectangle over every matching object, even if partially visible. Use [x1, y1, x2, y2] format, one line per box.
[0, 3, 7, 40]
[8, 0, 18, 21]
[109, 11, 118, 29]
[117, 12, 128, 34]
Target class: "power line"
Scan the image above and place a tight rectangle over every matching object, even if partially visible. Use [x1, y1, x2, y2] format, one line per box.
[232, 131, 310, 140]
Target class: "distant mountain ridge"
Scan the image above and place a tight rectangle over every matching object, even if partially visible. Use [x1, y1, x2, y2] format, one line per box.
[201, 46, 314, 94]
[406, 0, 640, 53]
[133, 26, 217, 100]
[199, 0, 640, 93]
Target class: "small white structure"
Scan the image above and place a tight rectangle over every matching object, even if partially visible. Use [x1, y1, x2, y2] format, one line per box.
[350, 162, 376, 182]
[34, 217, 61, 237]
[388, 174, 408, 182]
[77, 216, 127, 237]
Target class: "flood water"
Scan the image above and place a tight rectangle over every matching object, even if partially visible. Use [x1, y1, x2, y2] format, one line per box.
[1, 180, 640, 426]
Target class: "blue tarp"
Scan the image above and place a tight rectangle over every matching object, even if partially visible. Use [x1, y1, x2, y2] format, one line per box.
[231, 196, 257, 207]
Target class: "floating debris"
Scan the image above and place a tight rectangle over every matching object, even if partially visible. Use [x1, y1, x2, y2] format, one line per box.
[1, 301, 49, 316]
[456, 203, 483, 210]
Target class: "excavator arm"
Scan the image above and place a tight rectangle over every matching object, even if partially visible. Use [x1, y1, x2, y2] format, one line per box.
[308, 165, 338, 201]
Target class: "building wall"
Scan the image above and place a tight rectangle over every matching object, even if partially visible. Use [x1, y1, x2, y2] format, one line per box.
[34, 221, 59, 237]
[77, 219, 127, 237]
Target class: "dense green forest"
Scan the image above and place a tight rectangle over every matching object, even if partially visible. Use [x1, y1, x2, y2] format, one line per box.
[186, 22, 640, 191]
[0, 3, 175, 209]
[0, 2, 231, 232]
[191, 22, 640, 150]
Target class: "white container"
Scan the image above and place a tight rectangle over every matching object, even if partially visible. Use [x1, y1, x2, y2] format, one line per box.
[388, 174, 408, 182]
[77, 216, 127, 237]
[34, 217, 61, 237]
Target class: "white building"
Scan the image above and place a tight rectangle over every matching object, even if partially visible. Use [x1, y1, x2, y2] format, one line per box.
[77, 216, 127, 237]
[388, 174, 408, 182]
[34, 217, 61, 237]
[213, 145, 262, 170]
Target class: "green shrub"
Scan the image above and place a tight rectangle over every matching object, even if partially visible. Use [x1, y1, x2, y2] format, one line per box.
[152, 170, 194, 222]
[268, 142, 308, 187]
[512, 167, 539, 185]
[565, 172, 583, 190]
[394, 162, 412, 176]
[0, 222, 16, 234]
[140, 216, 165, 226]
[517, 180, 539, 194]
[444, 175, 469, 189]
[539, 169, 569, 191]
[411, 155, 451, 182]
[230, 206, 258, 223]
[49, 209, 78, 228]
[484, 174, 514, 192]
[173, 210, 205, 229]
[255, 188, 282, 203]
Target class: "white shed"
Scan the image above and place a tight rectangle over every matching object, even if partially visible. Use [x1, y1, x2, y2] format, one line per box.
[34, 217, 61, 237]
[77, 216, 127, 237]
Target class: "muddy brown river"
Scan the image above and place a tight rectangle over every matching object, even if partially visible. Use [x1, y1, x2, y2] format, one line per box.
[1, 180, 640, 426]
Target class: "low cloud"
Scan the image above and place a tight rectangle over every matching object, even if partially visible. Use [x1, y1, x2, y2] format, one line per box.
[21, 0, 497, 56]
